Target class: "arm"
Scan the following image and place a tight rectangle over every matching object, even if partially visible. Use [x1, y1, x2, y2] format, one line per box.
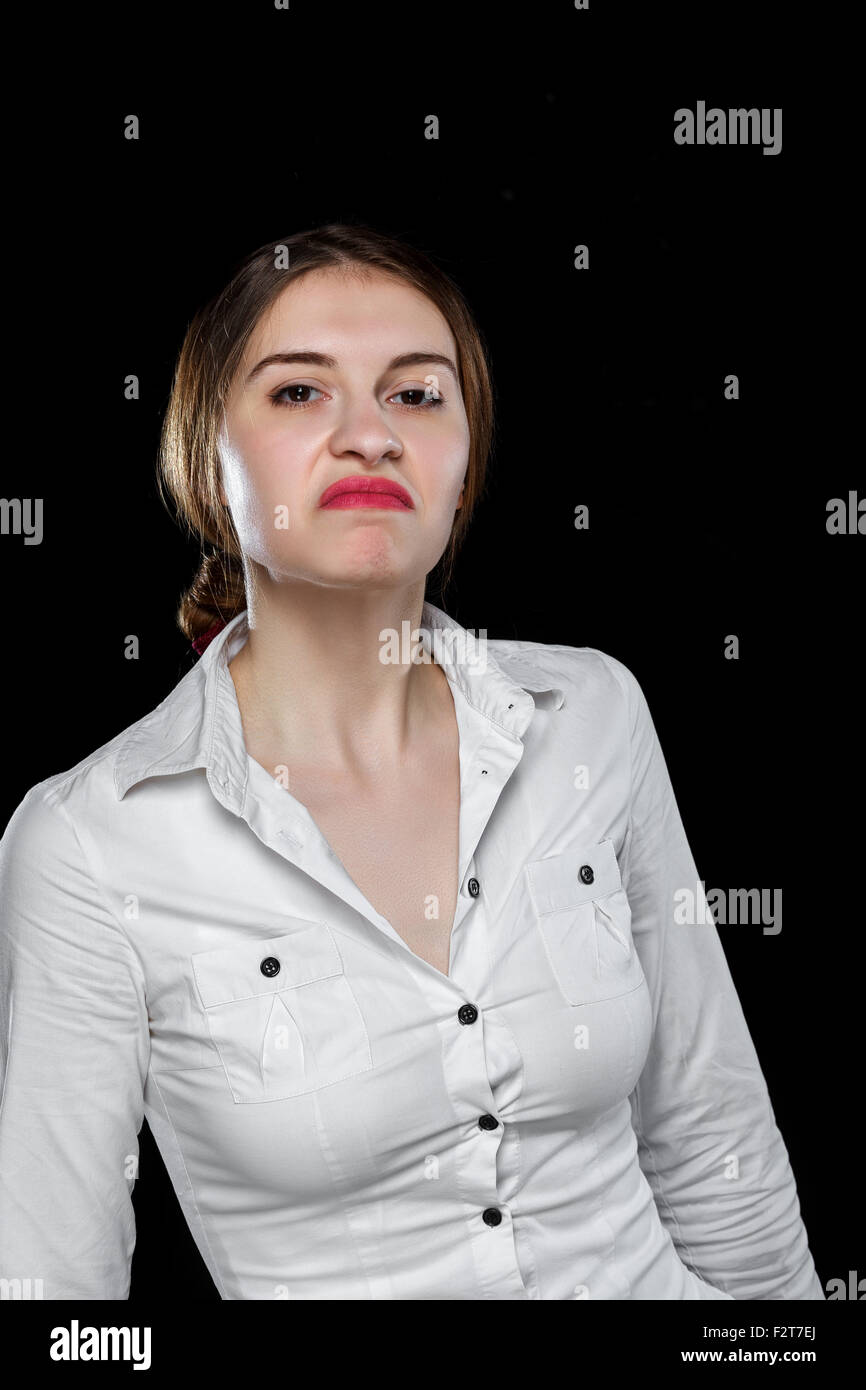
[612, 662, 824, 1301]
[0, 786, 149, 1299]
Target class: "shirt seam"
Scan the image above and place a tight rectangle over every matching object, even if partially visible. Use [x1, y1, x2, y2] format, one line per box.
[585, 1107, 632, 1297]
[48, 793, 151, 1007]
[148, 1071, 229, 1299]
[630, 1083, 707, 1282]
[573, 649, 634, 857]
[589, 662, 731, 1297]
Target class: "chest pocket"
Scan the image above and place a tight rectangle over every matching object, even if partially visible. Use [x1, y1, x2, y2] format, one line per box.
[525, 839, 646, 1006]
[192, 920, 373, 1103]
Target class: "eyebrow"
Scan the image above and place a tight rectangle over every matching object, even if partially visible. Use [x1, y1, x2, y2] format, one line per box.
[244, 350, 459, 388]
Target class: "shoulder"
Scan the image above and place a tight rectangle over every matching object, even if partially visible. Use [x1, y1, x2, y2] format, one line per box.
[0, 722, 130, 872]
[0, 658, 201, 851]
[487, 634, 645, 709]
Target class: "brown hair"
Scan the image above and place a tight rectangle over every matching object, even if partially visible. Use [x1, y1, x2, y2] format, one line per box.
[157, 223, 497, 644]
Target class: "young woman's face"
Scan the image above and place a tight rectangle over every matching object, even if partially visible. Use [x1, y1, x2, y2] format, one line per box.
[218, 267, 471, 592]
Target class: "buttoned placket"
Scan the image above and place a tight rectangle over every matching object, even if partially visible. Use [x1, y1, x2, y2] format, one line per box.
[203, 632, 546, 1298]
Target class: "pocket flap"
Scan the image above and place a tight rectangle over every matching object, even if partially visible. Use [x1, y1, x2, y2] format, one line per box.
[525, 838, 623, 916]
[192, 920, 342, 1008]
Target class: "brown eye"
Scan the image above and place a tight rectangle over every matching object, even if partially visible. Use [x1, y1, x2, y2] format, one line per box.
[269, 384, 324, 408]
[390, 388, 447, 410]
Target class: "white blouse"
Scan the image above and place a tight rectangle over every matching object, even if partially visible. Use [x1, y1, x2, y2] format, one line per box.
[0, 602, 824, 1300]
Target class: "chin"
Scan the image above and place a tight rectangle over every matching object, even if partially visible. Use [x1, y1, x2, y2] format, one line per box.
[291, 557, 412, 591]
[316, 535, 414, 586]
[269, 534, 437, 591]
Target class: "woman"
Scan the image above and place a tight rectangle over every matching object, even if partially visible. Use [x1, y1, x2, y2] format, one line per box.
[0, 224, 824, 1300]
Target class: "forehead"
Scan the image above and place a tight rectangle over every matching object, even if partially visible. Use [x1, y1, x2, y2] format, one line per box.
[244, 267, 454, 361]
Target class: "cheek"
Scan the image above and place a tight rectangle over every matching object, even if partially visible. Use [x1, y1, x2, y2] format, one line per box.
[438, 440, 470, 512]
[221, 428, 306, 542]
[426, 418, 470, 498]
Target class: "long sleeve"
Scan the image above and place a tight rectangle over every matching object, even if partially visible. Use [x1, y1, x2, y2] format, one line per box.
[618, 666, 824, 1300]
[0, 786, 149, 1299]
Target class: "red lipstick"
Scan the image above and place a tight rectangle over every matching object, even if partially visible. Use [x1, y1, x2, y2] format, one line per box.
[318, 475, 414, 510]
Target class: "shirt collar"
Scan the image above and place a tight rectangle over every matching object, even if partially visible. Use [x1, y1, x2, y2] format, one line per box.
[113, 601, 564, 806]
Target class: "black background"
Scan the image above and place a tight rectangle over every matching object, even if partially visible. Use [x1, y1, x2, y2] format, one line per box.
[2, 1, 859, 1306]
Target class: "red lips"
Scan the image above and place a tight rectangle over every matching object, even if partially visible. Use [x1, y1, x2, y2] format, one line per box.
[318, 475, 414, 509]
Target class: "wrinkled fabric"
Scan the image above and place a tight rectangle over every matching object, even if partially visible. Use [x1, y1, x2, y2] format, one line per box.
[0, 603, 824, 1300]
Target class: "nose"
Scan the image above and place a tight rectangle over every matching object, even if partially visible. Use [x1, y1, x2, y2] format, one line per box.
[328, 398, 404, 465]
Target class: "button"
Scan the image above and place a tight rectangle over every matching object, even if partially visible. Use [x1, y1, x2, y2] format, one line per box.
[482, 1208, 502, 1226]
[478, 1114, 499, 1131]
[468, 877, 480, 897]
[579, 864, 594, 885]
[260, 956, 281, 978]
[457, 1003, 478, 1025]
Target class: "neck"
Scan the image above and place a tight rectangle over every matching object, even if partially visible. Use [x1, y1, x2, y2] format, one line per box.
[227, 575, 448, 777]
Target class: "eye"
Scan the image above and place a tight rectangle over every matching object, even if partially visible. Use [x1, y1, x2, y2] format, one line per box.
[390, 387, 447, 410]
[268, 383, 447, 411]
[269, 383, 325, 408]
